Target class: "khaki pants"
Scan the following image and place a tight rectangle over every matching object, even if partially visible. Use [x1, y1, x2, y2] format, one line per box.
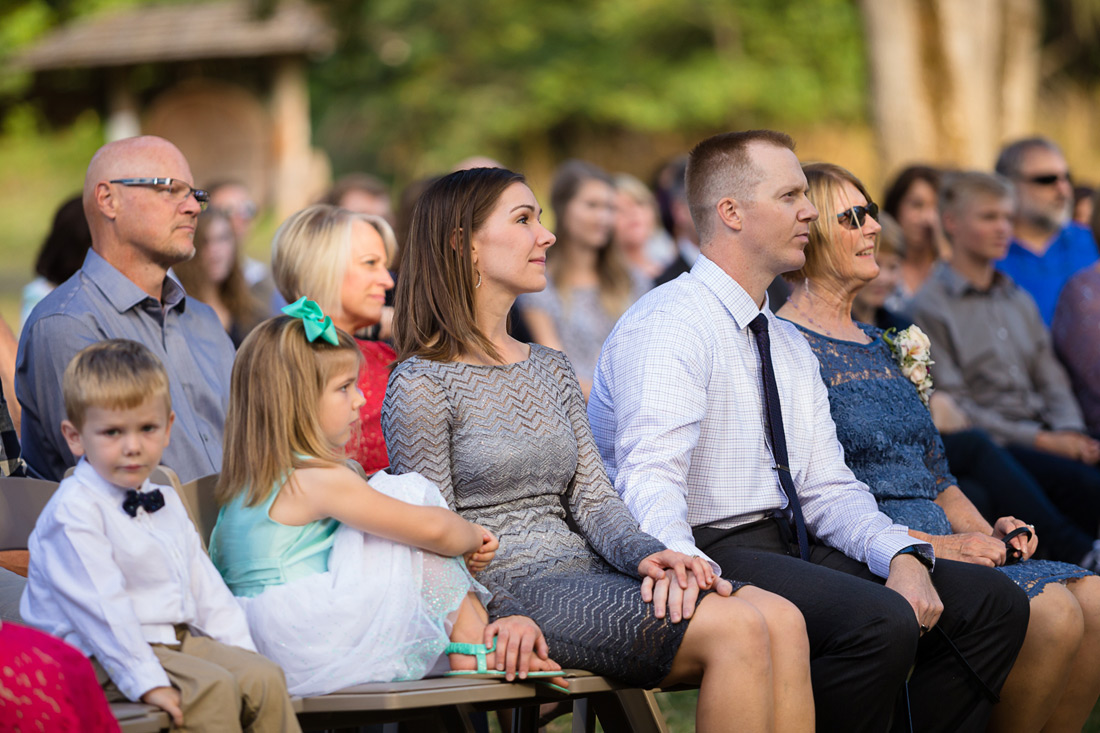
[94, 627, 300, 733]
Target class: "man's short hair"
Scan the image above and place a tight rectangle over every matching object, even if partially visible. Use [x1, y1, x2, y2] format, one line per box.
[939, 171, 1014, 222]
[995, 137, 1063, 179]
[63, 340, 171, 430]
[685, 130, 795, 242]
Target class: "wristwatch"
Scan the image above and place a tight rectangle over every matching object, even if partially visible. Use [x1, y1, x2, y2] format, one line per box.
[893, 545, 934, 571]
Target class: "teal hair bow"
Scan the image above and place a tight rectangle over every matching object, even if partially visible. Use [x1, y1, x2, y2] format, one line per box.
[281, 297, 340, 346]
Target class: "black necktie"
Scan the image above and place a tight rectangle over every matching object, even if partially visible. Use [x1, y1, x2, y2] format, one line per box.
[122, 488, 165, 517]
[748, 314, 810, 561]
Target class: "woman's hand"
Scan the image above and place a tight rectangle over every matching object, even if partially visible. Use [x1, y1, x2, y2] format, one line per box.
[483, 615, 549, 681]
[637, 550, 732, 622]
[992, 516, 1038, 561]
[464, 526, 498, 574]
[932, 532, 1006, 567]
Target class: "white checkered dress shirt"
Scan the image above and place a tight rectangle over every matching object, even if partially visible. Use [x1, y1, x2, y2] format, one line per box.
[589, 254, 927, 578]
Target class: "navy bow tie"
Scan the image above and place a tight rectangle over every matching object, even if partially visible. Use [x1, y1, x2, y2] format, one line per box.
[122, 488, 165, 517]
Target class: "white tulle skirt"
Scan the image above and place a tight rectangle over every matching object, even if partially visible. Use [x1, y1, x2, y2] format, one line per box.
[238, 471, 491, 696]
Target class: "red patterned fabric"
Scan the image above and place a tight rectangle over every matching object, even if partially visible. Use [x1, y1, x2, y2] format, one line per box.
[346, 339, 397, 475]
[0, 622, 120, 732]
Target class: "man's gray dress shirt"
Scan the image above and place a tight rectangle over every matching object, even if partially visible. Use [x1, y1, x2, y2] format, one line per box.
[912, 261, 1085, 446]
[17, 249, 235, 482]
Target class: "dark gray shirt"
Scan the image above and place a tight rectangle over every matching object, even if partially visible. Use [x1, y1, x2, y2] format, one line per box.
[16, 250, 235, 482]
[912, 261, 1084, 446]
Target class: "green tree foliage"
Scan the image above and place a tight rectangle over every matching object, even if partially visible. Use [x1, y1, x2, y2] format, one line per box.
[311, 0, 867, 176]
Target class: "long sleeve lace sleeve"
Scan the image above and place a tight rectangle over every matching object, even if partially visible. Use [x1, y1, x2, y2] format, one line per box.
[545, 350, 666, 577]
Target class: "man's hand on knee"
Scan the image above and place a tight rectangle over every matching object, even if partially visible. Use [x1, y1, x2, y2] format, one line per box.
[885, 553, 943, 634]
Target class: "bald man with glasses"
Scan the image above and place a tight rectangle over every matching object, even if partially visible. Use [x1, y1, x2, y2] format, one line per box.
[17, 136, 236, 482]
[994, 136, 1098, 325]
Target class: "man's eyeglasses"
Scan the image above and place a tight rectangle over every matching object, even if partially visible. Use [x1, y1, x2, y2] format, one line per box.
[110, 178, 210, 211]
[836, 202, 879, 230]
[1021, 172, 1072, 187]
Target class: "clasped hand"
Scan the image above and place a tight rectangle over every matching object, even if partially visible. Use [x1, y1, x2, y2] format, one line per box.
[637, 550, 733, 623]
[464, 525, 498, 574]
[933, 517, 1037, 568]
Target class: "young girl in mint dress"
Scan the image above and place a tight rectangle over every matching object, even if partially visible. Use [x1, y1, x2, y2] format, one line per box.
[210, 301, 564, 695]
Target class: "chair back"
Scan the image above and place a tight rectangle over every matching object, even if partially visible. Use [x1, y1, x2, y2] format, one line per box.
[0, 477, 59, 550]
[176, 474, 220, 547]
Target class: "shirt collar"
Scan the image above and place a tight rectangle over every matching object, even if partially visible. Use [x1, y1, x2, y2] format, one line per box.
[934, 260, 1012, 297]
[73, 457, 153, 502]
[82, 249, 188, 314]
[689, 253, 769, 330]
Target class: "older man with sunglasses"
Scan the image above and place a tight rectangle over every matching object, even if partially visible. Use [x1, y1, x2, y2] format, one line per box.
[994, 136, 1098, 325]
[17, 136, 235, 482]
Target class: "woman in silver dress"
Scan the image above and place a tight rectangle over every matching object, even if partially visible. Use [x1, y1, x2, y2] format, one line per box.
[381, 167, 813, 732]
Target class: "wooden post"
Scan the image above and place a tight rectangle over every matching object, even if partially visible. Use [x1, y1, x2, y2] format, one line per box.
[270, 56, 314, 218]
[105, 67, 141, 142]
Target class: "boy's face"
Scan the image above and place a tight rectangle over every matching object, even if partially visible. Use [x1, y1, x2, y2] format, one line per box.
[61, 396, 174, 490]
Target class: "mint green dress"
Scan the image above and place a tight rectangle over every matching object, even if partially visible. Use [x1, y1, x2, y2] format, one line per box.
[211, 469, 489, 696]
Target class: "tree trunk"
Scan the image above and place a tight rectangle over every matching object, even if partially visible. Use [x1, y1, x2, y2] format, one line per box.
[860, 0, 1040, 176]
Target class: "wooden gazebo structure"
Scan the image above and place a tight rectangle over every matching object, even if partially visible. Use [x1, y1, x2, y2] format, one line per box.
[15, 0, 336, 216]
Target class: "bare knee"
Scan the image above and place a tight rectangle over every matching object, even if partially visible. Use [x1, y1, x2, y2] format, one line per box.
[693, 594, 772, 663]
[1029, 583, 1085, 651]
[1068, 575, 1100, 630]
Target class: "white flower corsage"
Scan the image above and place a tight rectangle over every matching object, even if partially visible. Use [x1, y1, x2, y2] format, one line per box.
[882, 325, 935, 407]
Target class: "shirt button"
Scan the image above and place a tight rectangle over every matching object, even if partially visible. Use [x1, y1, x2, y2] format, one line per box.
[997, 328, 1008, 340]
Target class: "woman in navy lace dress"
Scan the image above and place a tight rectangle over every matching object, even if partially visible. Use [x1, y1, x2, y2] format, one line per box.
[776, 162, 1100, 732]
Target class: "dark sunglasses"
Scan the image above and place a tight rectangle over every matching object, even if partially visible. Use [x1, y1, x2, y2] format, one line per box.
[1023, 172, 1071, 186]
[836, 201, 879, 229]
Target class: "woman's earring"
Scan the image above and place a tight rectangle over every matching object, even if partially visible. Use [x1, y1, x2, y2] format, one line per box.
[475, 270, 483, 289]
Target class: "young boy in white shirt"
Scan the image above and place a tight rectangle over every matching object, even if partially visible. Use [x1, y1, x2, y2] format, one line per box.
[21, 339, 300, 732]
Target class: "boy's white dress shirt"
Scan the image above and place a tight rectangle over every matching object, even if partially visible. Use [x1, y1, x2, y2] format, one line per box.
[21, 459, 256, 701]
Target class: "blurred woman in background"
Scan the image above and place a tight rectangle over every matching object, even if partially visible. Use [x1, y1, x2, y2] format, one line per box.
[882, 165, 948, 308]
[521, 160, 646, 397]
[611, 173, 673, 282]
[173, 209, 266, 348]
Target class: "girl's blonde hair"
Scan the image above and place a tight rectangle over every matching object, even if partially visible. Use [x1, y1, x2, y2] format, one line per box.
[271, 204, 397, 317]
[216, 315, 362, 507]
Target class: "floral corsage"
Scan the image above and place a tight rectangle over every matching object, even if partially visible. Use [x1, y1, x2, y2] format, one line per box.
[882, 325, 934, 407]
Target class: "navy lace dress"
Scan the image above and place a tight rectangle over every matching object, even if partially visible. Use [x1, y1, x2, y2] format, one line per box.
[796, 321, 1089, 598]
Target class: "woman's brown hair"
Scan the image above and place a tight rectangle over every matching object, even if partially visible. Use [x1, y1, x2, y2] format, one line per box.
[392, 167, 526, 364]
[548, 159, 634, 318]
[174, 209, 264, 336]
[216, 315, 362, 507]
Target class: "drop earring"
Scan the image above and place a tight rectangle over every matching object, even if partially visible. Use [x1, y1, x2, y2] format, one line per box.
[475, 269, 483, 289]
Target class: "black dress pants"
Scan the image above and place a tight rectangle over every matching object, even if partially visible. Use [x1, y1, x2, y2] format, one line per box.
[695, 518, 1029, 733]
[1007, 443, 1100, 541]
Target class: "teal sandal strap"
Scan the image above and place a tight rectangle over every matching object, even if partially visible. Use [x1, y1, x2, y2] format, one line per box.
[442, 638, 498, 673]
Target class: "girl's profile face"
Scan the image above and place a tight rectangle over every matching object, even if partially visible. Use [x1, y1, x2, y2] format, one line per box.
[562, 178, 615, 250]
[317, 362, 365, 449]
[470, 182, 556, 298]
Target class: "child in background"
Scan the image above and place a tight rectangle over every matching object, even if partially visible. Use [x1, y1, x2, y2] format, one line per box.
[211, 301, 566, 696]
[20, 339, 300, 732]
